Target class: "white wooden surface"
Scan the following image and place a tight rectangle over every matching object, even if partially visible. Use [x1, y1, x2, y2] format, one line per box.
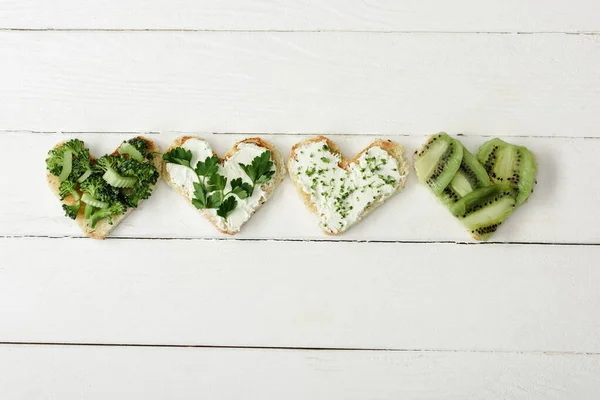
[1, 239, 599, 352]
[1, 345, 599, 400]
[0, 33, 599, 136]
[1, 0, 599, 32]
[3, 132, 599, 243]
[1, 1, 599, 399]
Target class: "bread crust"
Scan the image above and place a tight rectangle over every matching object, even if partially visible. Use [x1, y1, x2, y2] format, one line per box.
[46, 136, 163, 239]
[162, 136, 286, 235]
[288, 135, 409, 235]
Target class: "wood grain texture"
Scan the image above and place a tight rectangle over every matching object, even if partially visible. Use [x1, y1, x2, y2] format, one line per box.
[0, 32, 599, 135]
[1, 2, 599, 397]
[1, 344, 599, 399]
[6, 132, 598, 243]
[0, 0, 599, 32]
[1, 238, 598, 352]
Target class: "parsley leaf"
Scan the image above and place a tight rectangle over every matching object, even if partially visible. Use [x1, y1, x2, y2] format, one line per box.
[171, 147, 275, 222]
[163, 147, 193, 168]
[256, 170, 275, 185]
[208, 173, 227, 192]
[195, 155, 219, 177]
[239, 150, 274, 186]
[192, 182, 207, 209]
[206, 191, 224, 209]
[217, 196, 237, 219]
[230, 177, 253, 199]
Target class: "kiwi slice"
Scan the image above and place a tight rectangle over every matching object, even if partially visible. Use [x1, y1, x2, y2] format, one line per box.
[440, 146, 490, 205]
[450, 183, 517, 241]
[414, 133, 463, 196]
[477, 138, 537, 206]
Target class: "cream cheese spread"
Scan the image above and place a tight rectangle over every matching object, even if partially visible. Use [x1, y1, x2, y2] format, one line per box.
[289, 140, 403, 234]
[166, 138, 274, 233]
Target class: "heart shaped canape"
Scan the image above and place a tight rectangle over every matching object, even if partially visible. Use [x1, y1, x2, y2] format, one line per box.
[45, 137, 162, 239]
[162, 137, 286, 234]
[414, 133, 537, 241]
[288, 136, 409, 235]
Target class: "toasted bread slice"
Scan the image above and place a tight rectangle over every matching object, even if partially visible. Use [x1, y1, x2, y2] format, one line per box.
[288, 135, 409, 235]
[47, 137, 162, 239]
[162, 136, 286, 235]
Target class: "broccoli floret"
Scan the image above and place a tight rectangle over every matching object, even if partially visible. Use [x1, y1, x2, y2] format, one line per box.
[117, 157, 159, 183]
[89, 202, 127, 228]
[79, 175, 102, 198]
[61, 138, 86, 154]
[80, 175, 120, 203]
[96, 180, 121, 203]
[95, 155, 119, 174]
[45, 139, 91, 181]
[119, 184, 153, 208]
[80, 169, 128, 227]
[95, 155, 137, 188]
[58, 180, 81, 201]
[127, 137, 149, 157]
[46, 147, 66, 176]
[93, 148, 158, 207]
[62, 201, 81, 220]
[116, 158, 159, 207]
[72, 150, 92, 180]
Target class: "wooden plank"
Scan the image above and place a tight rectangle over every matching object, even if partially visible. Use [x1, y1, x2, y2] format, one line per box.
[4, 132, 598, 243]
[0, 0, 599, 32]
[0, 238, 598, 352]
[0, 32, 599, 135]
[0, 345, 598, 399]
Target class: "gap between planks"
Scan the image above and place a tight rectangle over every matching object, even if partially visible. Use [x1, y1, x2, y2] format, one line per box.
[1, 341, 598, 356]
[1, 235, 599, 246]
[2, 130, 600, 140]
[0, 28, 599, 35]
